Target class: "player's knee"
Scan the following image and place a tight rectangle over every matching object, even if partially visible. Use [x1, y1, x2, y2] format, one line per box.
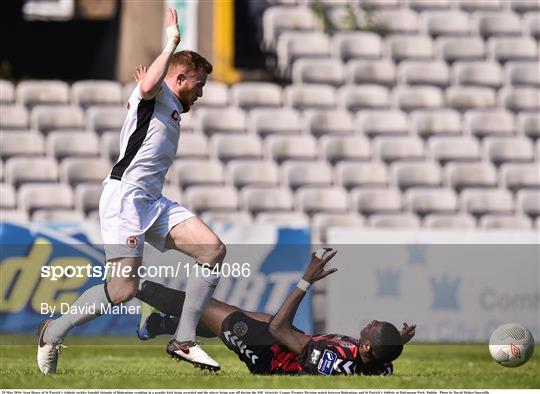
[199, 241, 226, 267]
[110, 282, 138, 304]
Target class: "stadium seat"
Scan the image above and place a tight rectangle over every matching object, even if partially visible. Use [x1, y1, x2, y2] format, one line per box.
[404, 188, 458, 215]
[0, 132, 45, 159]
[0, 105, 29, 130]
[30, 105, 84, 133]
[355, 110, 409, 137]
[374, 136, 425, 163]
[60, 158, 110, 186]
[32, 209, 84, 222]
[391, 161, 442, 189]
[505, 62, 540, 87]
[458, 0, 502, 11]
[479, 215, 532, 229]
[411, 110, 462, 138]
[230, 82, 282, 110]
[226, 160, 279, 188]
[177, 133, 209, 159]
[262, 6, 319, 51]
[291, 59, 345, 86]
[517, 190, 540, 217]
[388, 35, 434, 61]
[501, 163, 540, 190]
[445, 162, 498, 190]
[5, 157, 58, 188]
[276, 31, 331, 74]
[499, 87, 540, 112]
[423, 213, 476, 228]
[100, 131, 120, 162]
[170, 160, 224, 188]
[319, 135, 371, 163]
[123, 82, 137, 103]
[358, 0, 400, 9]
[255, 212, 310, 227]
[518, 112, 540, 139]
[346, 60, 396, 86]
[488, 37, 538, 62]
[369, 213, 421, 228]
[428, 136, 481, 164]
[0, 183, 16, 208]
[179, 112, 197, 134]
[16, 80, 69, 107]
[74, 183, 103, 214]
[248, 108, 302, 136]
[281, 160, 333, 189]
[331, 32, 382, 61]
[284, 84, 336, 110]
[460, 188, 514, 216]
[210, 134, 262, 162]
[0, 209, 28, 221]
[435, 37, 485, 62]
[408, 0, 452, 10]
[477, 12, 522, 37]
[335, 161, 389, 189]
[0, 80, 15, 104]
[184, 186, 238, 213]
[201, 211, 253, 225]
[423, 11, 471, 36]
[161, 185, 182, 203]
[337, 85, 390, 111]
[197, 108, 247, 135]
[18, 183, 73, 213]
[511, 0, 540, 12]
[265, 135, 317, 162]
[351, 187, 402, 214]
[464, 110, 515, 138]
[483, 137, 534, 164]
[311, 212, 364, 235]
[525, 11, 540, 39]
[303, 110, 353, 136]
[241, 187, 294, 214]
[453, 61, 502, 88]
[46, 131, 99, 160]
[86, 106, 126, 134]
[446, 86, 496, 111]
[397, 61, 450, 87]
[373, 9, 420, 34]
[393, 86, 444, 111]
[71, 80, 122, 108]
[295, 186, 349, 214]
[193, 81, 228, 108]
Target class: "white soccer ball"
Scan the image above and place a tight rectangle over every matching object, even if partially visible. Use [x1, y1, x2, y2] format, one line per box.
[489, 323, 535, 367]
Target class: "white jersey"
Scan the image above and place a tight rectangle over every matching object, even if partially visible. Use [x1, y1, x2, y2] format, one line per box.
[105, 82, 182, 199]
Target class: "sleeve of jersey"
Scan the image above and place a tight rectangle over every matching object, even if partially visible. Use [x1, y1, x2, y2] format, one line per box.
[298, 341, 356, 376]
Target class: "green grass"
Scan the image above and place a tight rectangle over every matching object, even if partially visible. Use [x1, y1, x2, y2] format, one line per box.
[1, 335, 538, 389]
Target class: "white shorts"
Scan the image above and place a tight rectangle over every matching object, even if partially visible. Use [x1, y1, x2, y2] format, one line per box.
[99, 180, 195, 259]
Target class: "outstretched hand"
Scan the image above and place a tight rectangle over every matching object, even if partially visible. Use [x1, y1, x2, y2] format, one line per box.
[302, 248, 338, 284]
[166, 8, 180, 46]
[400, 322, 416, 344]
[133, 65, 147, 82]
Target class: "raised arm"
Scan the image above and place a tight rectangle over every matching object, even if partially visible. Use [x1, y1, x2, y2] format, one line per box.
[139, 8, 180, 100]
[268, 248, 338, 355]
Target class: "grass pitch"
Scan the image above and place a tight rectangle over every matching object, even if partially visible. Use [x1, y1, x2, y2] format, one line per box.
[1, 335, 538, 389]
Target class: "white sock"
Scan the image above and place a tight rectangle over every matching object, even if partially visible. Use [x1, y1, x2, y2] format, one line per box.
[44, 283, 112, 343]
[174, 264, 219, 342]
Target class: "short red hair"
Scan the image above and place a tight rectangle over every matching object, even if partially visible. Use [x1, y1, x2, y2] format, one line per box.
[168, 50, 213, 75]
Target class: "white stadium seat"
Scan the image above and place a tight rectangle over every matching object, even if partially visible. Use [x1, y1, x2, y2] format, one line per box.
[100, 131, 120, 162]
[464, 110, 515, 138]
[374, 136, 425, 163]
[170, 160, 224, 188]
[201, 211, 252, 225]
[295, 186, 349, 214]
[436, 37, 485, 62]
[71, 80, 122, 108]
[0, 105, 29, 130]
[303, 110, 353, 136]
[488, 37, 538, 62]
[197, 108, 247, 135]
[446, 86, 496, 111]
[394, 86, 444, 111]
[85, 106, 126, 134]
[336, 161, 388, 189]
[226, 160, 279, 188]
[262, 6, 319, 50]
[408, 0, 452, 10]
[18, 183, 73, 213]
[397, 61, 450, 87]
[30, 105, 84, 133]
[477, 12, 522, 37]
[358, 0, 400, 9]
[337, 85, 390, 111]
[458, 0, 502, 11]
[388, 35, 434, 61]
[284, 84, 336, 110]
[248, 108, 302, 136]
[428, 136, 481, 164]
[332, 32, 382, 61]
[501, 163, 540, 190]
[255, 212, 309, 227]
[0, 132, 44, 159]
[177, 133, 209, 159]
[210, 134, 262, 162]
[391, 161, 442, 189]
[351, 187, 402, 214]
[423, 213, 476, 229]
[291, 59, 345, 86]
[311, 213, 364, 242]
[423, 11, 471, 36]
[453, 61, 503, 88]
[373, 9, 420, 34]
[5, 157, 58, 188]
[241, 187, 294, 214]
[480, 215, 532, 229]
[346, 60, 396, 86]
[369, 213, 421, 228]
[445, 162, 498, 190]
[32, 209, 84, 222]
[162, 185, 182, 203]
[511, 0, 540, 13]
[74, 183, 103, 214]
[230, 82, 282, 110]
[16, 80, 69, 107]
[355, 110, 409, 137]
[460, 188, 514, 215]
[525, 11, 540, 39]
[518, 112, 540, 139]
[265, 135, 317, 162]
[483, 137, 534, 164]
[505, 62, 540, 87]
[184, 186, 238, 213]
[0, 184, 16, 208]
[276, 31, 331, 74]
[499, 87, 540, 112]
[517, 190, 540, 217]
[411, 110, 462, 138]
[123, 82, 137, 103]
[281, 160, 333, 189]
[46, 131, 99, 160]
[320, 136, 371, 163]
[193, 81, 228, 108]
[60, 158, 110, 186]
[0, 80, 15, 104]
[405, 188, 458, 214]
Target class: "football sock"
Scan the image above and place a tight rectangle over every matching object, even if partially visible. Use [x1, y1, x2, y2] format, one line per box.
[44, 283, 112, 343]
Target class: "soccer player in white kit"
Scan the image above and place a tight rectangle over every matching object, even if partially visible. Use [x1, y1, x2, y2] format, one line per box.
[37, 9, 223, 373]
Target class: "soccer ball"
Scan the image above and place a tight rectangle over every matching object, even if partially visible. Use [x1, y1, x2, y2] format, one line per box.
[489, 323, 535, 367]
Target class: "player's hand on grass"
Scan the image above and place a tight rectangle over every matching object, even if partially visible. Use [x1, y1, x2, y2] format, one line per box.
[400, 322, 416, 343]
[133, 65, 147, 82]
[166, 8, 180, 46]
[302, 248, 338, 284]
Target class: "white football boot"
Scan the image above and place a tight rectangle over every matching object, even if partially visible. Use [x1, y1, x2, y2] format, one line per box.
[37, 319, 65, 374]
[167, 340, 220, 371]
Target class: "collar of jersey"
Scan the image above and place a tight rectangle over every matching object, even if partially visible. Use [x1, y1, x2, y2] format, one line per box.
[163, 81, 184, 113]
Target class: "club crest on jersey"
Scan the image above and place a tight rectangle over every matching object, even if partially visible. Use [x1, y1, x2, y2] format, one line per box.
[310, 349, 321, 364]
[126, 236, 138, 249]
[317, 349, 337, 375]
[171, 110, 179, 121]
[232, 321, 248, 337]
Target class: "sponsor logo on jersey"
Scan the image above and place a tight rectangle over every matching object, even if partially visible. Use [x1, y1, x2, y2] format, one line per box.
[171, 110, 179, 121]
[317, 349, 337, 375]
[232, 321, 248, 337]
[126, 236, 138, 249]
[310, 349, 321, 364]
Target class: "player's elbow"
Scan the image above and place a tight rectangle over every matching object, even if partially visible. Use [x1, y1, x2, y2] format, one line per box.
[268, 318, 284, 340]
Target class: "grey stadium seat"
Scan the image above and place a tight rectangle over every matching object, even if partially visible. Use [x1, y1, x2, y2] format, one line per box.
[428, 136, 481, 163]
[16, 80, 69, 107]
[265, 135, 317, 162]
[284, 84, 336, 111]
[501, 163, 540, 190]
[518, 113, 540, 139]
[0, 184, 16, 208]
[404, 188, 458, 215]
[0, 132, 44, 159]
[393, 86, 444, 111]
[351, 187, 402, 214]
[423, 11, 471, 36]
[46, 131, 99, 160]
[184, 186, 238, 214]
[436, 37, 485, 62]
[483, 137, 534, 164]
[505, 62, 540, 87]
[477, 12, 522, 37]
[458, 0, 502, 11]
[346, 60, 396, 86]
[226, 160, 279, 188]
[18, 183, 73, 213]
[193, 81, 228, 108]
[177, 133, 209, 159]
[71, 80, 122, 109]
[170, 160, 224, 188]
[74, 183, 104, 214]
[488, 37, 538, 62]
[397, 61, 450, 87]
[281, 160, 333, 189]
[30, 105, 84, 133]
[201, 211, 253, 225]
[525, 12, 540, 39]
[255, 212, 310, 227]
[241, 187, 294, 214]
[100, 131, 120, 162]
[0, 80, 15, 104]
[480, 215, 532, 230]
[464, 110, 515, 138]
[446, 86, 496, 111]
[445, 162, 498, 190]
[319, 136, 371, 163]
[209, 134, 262, 162]
[423, 213, 476, 229]
[0, 105, 29, 130]
[230, 83, 282, 110]
[411, 110, 462, 138]
[303, 110, 353, 136]
[197, 108, 246, 135]
[499, 87, 540, 112]
[276, 32, 331, 74]
[373, 9, 419, 34]
[453, 61, 502, 88]
[388, 35, 434, 61]
[369, 214, 421, 228]
[460, 188, 514, 216]
[295, 186, 349, 215]
[391, 161, 442, 189]
[6, 157, 58, 188]
[86, 106, 126, 134]
[60, 158, 110, 186]
[331, 32, 382, 61]
[517, 190, 540, 217]
[335, 161, 389, 189]
[262, 6, 319, 51]
[374, 136, 425, 163]
[291, 59, 345, 86]
[248, 108, 302, 136]
[337, 85, 390, 111]
[355, 110, 409, 137]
